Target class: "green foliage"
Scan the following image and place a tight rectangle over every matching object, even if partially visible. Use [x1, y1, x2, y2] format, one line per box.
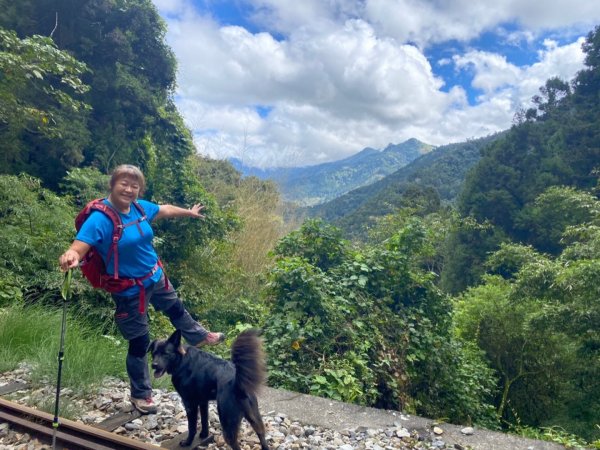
[0, 173, 116, 326]
[0, 175, 74, 300]
[454, 189, 600, 439]
[515, 186, 598, 254]
[484, 242, 543, 280]
[0, 268, 23, 307]
[512, 424, 598, 450]
[0, 0, 179, 183]
[440, 216, 505, 294]
[263, 218, 498, 425]
[0, 28, 89, 129]
[454, 275, 572, 422]
[59, 167, 111, 207]
[0, 27, 91, 186]
[168, 157, 293, 334]
[274, 219, 347, 271]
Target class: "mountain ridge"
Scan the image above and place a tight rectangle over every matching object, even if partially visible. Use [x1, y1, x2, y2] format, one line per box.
[230, 138, 434, 205]
[308, 133, 505, 237]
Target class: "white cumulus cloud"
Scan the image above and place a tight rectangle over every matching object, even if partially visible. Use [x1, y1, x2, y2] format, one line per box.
[153, 0, 596, 167]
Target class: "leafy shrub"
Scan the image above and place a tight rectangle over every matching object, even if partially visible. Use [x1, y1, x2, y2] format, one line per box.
[59, 167, 110, 207]
[0, 174, 116, 328]
[0, 268, 23, 307]
[262, 218, 498, 424]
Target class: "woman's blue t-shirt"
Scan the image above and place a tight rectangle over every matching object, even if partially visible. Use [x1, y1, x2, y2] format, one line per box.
[75, 199, 162, 297]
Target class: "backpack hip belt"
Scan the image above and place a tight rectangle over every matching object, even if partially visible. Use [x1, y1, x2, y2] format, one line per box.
[132, 260, 169, 314]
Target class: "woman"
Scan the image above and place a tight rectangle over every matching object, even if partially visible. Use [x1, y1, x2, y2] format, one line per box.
[59, 164, 223, 414]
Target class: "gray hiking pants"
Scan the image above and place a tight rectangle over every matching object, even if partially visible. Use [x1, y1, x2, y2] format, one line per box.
[112, 274, 208, 399]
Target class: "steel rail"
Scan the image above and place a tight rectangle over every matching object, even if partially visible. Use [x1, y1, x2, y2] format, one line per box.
[0, 397, 161, 449]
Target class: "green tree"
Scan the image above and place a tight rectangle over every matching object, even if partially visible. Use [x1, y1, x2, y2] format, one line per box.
[455, 188, 600, 439]
[515, 186, 598, 254]
[454, 273, 571, 422]
[0, 0, 179, 183]
[0, 28, 90, 185]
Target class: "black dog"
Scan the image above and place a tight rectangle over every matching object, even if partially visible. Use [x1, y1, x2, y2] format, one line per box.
[148, 329, 270, 450]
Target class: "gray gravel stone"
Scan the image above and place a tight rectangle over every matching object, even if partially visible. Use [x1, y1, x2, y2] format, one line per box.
[0, 365, 567, 450]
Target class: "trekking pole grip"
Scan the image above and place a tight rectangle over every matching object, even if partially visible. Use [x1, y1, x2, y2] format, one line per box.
[61, 269, 72, 301]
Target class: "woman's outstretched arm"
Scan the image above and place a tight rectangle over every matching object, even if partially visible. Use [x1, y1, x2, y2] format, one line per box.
[155, 203, 205, 220]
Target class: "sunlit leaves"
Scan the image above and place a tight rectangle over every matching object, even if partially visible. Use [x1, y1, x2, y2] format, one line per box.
[0, 28, 90, 136]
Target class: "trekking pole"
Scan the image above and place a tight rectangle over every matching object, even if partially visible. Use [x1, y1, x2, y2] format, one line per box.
[52, 269, 72, 450]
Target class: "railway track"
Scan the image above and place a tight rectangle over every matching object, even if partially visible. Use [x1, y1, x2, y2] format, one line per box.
[0, 380, 212, 449]
[0, 397, 161, 449]
[0, 381, 164, 449]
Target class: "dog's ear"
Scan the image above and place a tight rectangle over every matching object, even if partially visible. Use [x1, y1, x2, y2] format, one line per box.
[167, 329, 182, 347]
[167, 329, 186, 355]
[147, 339, 158, 355]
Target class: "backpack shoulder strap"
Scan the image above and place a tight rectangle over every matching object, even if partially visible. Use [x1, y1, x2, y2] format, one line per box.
[75, 198, 123, 279]
[95, 201, 123, 228]
[131, 200, 147, 221]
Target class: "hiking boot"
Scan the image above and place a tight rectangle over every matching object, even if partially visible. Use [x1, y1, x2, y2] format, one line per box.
[130, 396, 158, 414]
[197, 332, 225, 347]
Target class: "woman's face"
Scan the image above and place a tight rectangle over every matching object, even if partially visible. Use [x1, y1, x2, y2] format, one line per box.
[111, 175, 141, 205]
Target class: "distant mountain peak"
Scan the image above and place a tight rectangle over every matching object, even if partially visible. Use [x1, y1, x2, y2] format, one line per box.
[230, 138, 435, 206]
[383, 138, 433, 154]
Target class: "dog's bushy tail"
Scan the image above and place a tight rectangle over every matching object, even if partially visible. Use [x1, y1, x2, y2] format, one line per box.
[231, 329, 266, 396]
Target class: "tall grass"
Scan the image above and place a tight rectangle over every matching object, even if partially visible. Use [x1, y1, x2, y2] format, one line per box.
[178, 174, 303, 332]
[0, 304, 127, 391]
[229, 178, 301, 276]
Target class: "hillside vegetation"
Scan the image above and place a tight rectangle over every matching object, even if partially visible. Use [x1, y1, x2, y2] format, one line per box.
[0, 2, 599, 446]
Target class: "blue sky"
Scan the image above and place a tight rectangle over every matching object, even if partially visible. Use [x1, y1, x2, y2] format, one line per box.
[153, 0, 600, 167]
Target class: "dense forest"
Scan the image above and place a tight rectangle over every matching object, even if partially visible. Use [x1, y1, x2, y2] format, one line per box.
[1, 1, 599, 446]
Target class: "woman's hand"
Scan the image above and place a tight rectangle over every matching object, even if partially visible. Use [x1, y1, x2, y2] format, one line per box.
[188, 203, 205, 219]
[59, 249, 81, 271]
[59, 241, 91, 271]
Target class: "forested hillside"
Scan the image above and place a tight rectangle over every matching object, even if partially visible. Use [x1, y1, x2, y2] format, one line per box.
[308, 134, 502, 238]
[444, 32, 600, 294]
[0, 2, 599, 446]
[231, 138, 433, 205]
[444, 27, 600, 440]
